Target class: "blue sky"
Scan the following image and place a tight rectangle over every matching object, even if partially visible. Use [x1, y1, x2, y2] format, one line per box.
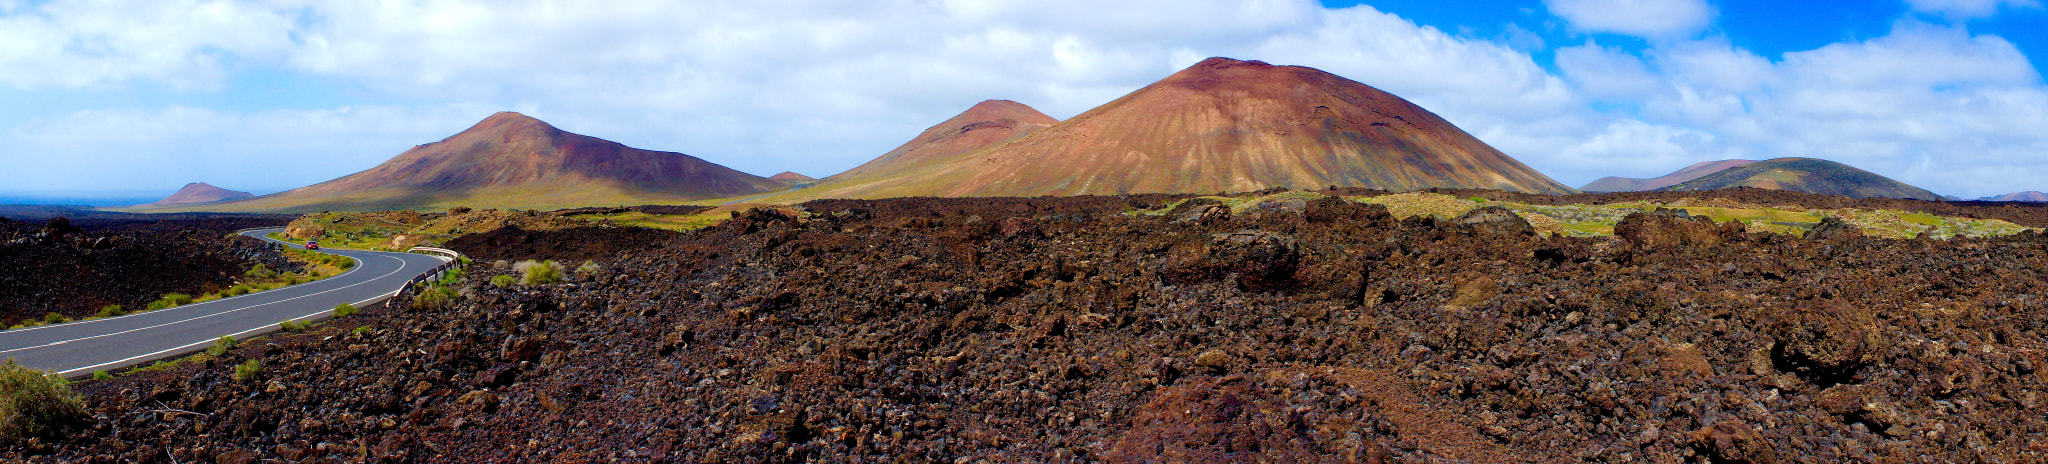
[2, 0, 2045, 201]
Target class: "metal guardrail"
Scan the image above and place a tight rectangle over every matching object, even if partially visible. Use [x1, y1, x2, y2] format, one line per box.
[391, 246, 466, 307]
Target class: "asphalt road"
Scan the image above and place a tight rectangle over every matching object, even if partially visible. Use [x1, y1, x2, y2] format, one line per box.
[0, 228, 450, 378]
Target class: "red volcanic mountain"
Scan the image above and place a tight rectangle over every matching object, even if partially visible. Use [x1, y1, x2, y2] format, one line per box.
[1581, 159, 1756, 192]
[933, 57, 1574, 196]
[160, 112, 782, 212]
[1980, 191, 2048, 202]
[769, 172, 816, 183]
[775, 100, 1058, 200]
[138, 182, 254, 207]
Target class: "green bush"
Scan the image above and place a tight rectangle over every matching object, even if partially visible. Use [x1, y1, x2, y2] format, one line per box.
[351, 326, 374, 336]
[95, 305, 125, 318]
[515, 260, 562, 285]
[333, 303, 359, 318]
[244, 263, 276, 279]
[90, 371, 111, 381]
[232, 359, 263, 381]
[575, 261, 603, 279]
[412, 285, 457, 311]
[334, 258, 355, 270]
[490, 274, 516, 287]
[280, 320, 308, 333]
[39, 313, 66, 325]
[0, 360, 85, 442]
[206, 336, 236, 357]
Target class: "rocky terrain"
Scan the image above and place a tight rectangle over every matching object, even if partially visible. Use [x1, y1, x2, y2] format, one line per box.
[0, 215, 293, 324]
[11, 190, 2048, 463]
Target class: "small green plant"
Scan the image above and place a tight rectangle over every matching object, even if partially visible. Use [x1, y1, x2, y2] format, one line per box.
[490, 274, 516, 287]
[206, 336, 236, 357]
[95, 305, 125, 318]
[232, 359, 263, 381]
[1469, 196, 1488, 203]
[0, 360, 86, 442]
[244, 263, 276, 279]
[514, 260, 562, 285]
[412, 285, 457, 311]
[146, 293, 193, 311]
[575, 261, 603, 279]
[351, 325, 374, 336]
[279, 320, 308, 333]
[90, 371, 112, 381]
[333, 303, 359, 318]
[39, 313, 67, 325]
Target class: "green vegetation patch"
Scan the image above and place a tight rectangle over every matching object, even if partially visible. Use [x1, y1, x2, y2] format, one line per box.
[0, 360, 85, 442]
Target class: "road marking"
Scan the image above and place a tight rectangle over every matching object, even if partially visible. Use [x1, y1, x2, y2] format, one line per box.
[0, 228, 360, 335]
[55, 282, 413, 378]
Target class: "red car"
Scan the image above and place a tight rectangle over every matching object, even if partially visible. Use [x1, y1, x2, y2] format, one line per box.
[306, 240, 320, 250]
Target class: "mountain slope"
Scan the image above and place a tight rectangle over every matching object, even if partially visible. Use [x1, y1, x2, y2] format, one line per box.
[137, 182, 254, 207]
[1582, 160, 1755, 192]
[1667, 157, 1941, 200]
[931, 58, 1574, 196]
[151, 113, 783, 212]
[765, 100, 1057, 201]
[1980, 191, 2048, 202]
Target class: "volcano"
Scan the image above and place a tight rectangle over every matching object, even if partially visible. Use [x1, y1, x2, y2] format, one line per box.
[1980, 191, 2048, 202]
[930, 58, 1574, 196]
[1582, 159, 1756, 192]
[1667, 157, 1942, 201]
[137, 182, 254, 207]
[771, 100, 1058, 200]
[155, 112, 782, 212]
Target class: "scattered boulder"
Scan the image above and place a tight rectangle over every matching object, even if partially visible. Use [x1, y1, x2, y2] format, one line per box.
[1453, 206, 1533, 236]
[1804, 216, 1864, 240]
[1614, 208, 1740, 248]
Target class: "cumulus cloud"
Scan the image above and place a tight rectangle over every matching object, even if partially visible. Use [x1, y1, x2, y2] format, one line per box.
[1543, 0, 1713, 38]
[5, 0, 2048, 198]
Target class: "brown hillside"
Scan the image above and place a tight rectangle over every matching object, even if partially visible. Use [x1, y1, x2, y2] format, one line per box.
[137, 182, 254, 207]
[1982, 191, 2048, 202]
[774, 100, 1057, 200]
[1669, 157, 1942, 201]
[768, 172, 816, 183]
[151, 112, 782, 213]
[947, 57, 1575, 196]
[1581, 159, 1754, 192]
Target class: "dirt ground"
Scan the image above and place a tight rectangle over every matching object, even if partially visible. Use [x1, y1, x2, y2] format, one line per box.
[10, 191, 2048, 463]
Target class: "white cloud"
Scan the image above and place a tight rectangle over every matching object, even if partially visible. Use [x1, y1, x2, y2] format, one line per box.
[1543, 0, 1713, 38]
[1905, 0, 2042, 19]
[1556, 42, 1663, 99]
[0, 0, 298, 89]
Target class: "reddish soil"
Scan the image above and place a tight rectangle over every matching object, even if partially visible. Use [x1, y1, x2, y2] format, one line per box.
[13, 191, 2048, 463]
[0, 215, 295, 324]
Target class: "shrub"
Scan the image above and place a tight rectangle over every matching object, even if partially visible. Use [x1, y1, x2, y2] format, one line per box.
[90, 371, 111, 381]
[334, 258, 355, 270]
[0, 360, 85, 442]
[351, 326, 374, 336]
[412, 285, 457, 311]
[95, 305, 125, 318]
[147, 293, 193, 311]
[232, 359, 263, 381]
[280, 320, 308, 333]
[490, 274, 516, 287]
[514, 260, 562, 285]
[39, 313, 66, 325]
[333, 303, 359, 318]
[206, 336, 236, 357]
[245, 263, 276, 279]
[575, 261, 603, 279]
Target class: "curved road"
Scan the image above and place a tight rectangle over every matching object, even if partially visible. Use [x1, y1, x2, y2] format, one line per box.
[0, 228, 449, 378]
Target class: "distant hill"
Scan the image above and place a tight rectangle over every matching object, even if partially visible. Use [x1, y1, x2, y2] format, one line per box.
[143, 112, 782, 213]
[769, 172, 816, 183]
[772, 100, 1057, 200]
[940, 58, 1576, 196]
[1667, 157, 1942, 200]
[1980, 191, 2048, 202]
[1582, 160, 1755, 192]
[137, 182, 253, 207]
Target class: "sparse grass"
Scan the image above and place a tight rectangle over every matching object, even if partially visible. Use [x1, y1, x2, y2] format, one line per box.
[95, 305, 125, 319]
[575, 261, 603, 279]
[515, 260, 563, 285]
[412, 285, 458, 311]
[333, 303, 359, 318]
[232, 359, 263, 381]
[145, 293, 193, 311]
[490, 274, 516, 287]
[279, 320, 308, 333]
[90, 371, 111, 382]
[0, 360, 85, 442]
[244, 263, 276, 279]
[351, 326, 374, 336]
[39, 313, 67, 325]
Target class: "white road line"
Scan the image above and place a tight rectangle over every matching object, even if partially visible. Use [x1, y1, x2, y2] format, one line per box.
[0, 253, 407, 357]
[55, 286, 410, 378]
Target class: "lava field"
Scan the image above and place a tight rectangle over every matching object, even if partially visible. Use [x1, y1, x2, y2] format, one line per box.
[13, 192, 2048, 463]
[0, 215, 293, 324]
